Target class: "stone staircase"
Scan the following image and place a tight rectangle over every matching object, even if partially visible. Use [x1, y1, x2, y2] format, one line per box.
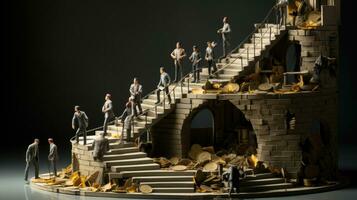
[240, 173, 294, 192]
[78, 136, 196, 193]
[199, 24, 286, 81]
[76, 23, 287, 194]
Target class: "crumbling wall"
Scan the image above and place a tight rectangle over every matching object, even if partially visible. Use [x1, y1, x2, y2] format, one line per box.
[229, 91, 338, 177]
[71, 144, 104, 184]
[288, 28, 338, 72]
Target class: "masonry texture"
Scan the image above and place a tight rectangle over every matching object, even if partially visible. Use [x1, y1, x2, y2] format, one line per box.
[72, 144, 105, 183]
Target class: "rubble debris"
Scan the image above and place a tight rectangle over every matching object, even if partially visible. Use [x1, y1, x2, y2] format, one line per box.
[172, 165, 187, 171]
[139, 184, 153, 193]
[85, 171, 99, 186]
[169, 157, 179, 165]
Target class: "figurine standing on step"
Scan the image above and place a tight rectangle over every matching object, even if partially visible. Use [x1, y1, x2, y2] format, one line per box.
[129, 77, 143, 116]
[156, 67, 172, 104]
[222, 165, 240, 196]
[275, 0, 288, 26]
[24, 139, 40, 182]
[102, 93, 115, 136]
[189, 45, 201, 83]
[119, 97, 135, 143]
[205, 41, 217, 76]
[170, 42, 186, 83]
[217, 16, 231, 58]
[92, 132, 110, 161]
[72, 105, 89, 144]
[47, 138, 58, 177]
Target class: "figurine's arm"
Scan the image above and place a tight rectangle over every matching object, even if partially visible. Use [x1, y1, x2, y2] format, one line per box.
[129, 85, 135, 96]
[170, 50, 176, 59]
[72, 114, 76, 129]
[25, 146, 31, 162]
[222, 24, 231, 33]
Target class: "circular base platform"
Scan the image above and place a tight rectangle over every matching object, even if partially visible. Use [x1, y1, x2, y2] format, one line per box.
[29, 174, 348, 199]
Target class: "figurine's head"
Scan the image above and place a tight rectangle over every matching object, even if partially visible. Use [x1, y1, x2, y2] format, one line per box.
[105, 93, 111, 101]
[193, 45, 198, 52]
[207, 41, 211, 47]
[223, 16, 228, 23]
[176, 42, 181, 48]
[133, 77, 139, 84]
[48, 138, 53, 144]
[74, 105, 80, 112]
[160, 67, 165, 74]
[34, 139, 39, 144]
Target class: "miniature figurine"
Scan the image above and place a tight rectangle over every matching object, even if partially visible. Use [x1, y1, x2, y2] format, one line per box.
[205, 41, 217, 76]
[119, 97, 135, 143]
[47, 138, 58, 177]
[275, 0, 288, 26]
[222, 165, 240, 196]
[217, 16, 231, 58]
[170, 42, 186, 82]
[189, 45, 201, 83]
[102, 93, 115, 135]
[24, 139, 40, 182]
[129, 77, 143, 116]
[72, 105, 89, 144]
[92, 132, 110, 161]
[156, 67, 172, 104]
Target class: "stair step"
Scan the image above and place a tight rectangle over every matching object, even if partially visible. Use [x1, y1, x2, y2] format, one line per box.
[85, 141, 135, 150]
[102, 152, 147, 161]
[105, 157, 154, 167]
[132, 176, 193, 183]
[140, 181, 194, 188]
[244, 173, 276, 180]
[120, 170, 196, 178]
[240, 177, 285, 186]
[240, 182, 294, 192]
[105, 147, 139, 155]
[150, 187, 194, 193]
[111, 163, 160, 172]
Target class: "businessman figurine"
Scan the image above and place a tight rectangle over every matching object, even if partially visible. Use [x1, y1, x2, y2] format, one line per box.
[92, 132, 110, 161]
[24, 139, 40, 182]
[72, 105, 89, 144]
[170, 42, 186, 82]
[156, 67, 172, 104]
[217, 16, 231, 58]
[189, 45, 201, 83]
[102, 93, 115, 136]
[129, 77, 143, 116]
[47, 138, 58, 177]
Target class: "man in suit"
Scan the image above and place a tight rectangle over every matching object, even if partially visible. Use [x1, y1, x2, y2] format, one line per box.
[102, 93, 115, 136]
[217, 16, 231, 58]
[170, 42, 186, 82]
[156, 67, 172, 104]
[24, 139, 40, 182]
[276, 0, 289, 26]
[72, 105, 89, 144]
[119, 97, 135, 143]
[205, 41, 217, 76]
[189, 45, 201, 83]
[92, 132, 110, 161]
[47, 138, 58, 177]
[223, 165, 240, 196]
[129, 77, 143, 116]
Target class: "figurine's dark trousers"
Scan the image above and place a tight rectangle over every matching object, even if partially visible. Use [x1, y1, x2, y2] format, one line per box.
[76, 128, 87, 145]
[49, 159, 57, 176]
[207, 60, 216, 75]
[174, 60, 183, 82]
[24, 160, 39, 181]
[157, 87, 171, 104]
[192, 63, 200, 82]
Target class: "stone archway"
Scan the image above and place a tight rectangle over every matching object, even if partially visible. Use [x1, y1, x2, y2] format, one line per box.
[189, 108, 215, 148]
[179, 100, 257, 158]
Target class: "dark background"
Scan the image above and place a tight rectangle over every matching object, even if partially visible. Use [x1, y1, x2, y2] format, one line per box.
[1, 1, 356, 200]
[1, 0, 354, 166]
